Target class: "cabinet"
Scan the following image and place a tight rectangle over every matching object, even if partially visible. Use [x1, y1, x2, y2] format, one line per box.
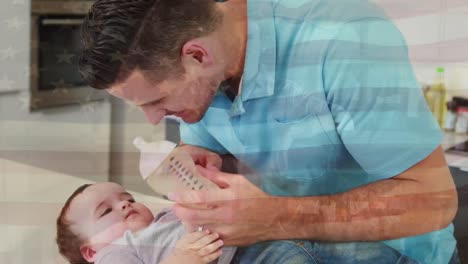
[449, 167, 468, 262]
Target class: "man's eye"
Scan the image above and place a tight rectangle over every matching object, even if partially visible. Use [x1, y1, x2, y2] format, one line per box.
[101, 208, 112, 217]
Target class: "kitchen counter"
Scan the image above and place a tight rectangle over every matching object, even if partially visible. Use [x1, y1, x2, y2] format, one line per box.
[443, 132, 468, 262]
[442, 131, 468, 151]
[443, 131, 468, 169]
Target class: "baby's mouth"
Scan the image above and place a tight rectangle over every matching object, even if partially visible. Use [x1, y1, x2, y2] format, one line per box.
[126, 210, 138, 219]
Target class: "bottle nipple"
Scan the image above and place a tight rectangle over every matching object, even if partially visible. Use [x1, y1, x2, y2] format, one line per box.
[133, 137, 177, 180]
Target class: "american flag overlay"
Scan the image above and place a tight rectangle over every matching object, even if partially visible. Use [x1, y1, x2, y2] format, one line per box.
[0, 0, 467, 263]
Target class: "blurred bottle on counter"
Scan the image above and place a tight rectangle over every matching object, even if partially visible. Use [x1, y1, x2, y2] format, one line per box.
[444, 97, 468, 133]
[444, 100, 457, 131]
[424, 67, 447, 128]
[455, 107, 468, 134]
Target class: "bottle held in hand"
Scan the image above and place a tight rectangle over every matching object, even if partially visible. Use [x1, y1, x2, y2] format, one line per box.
[133, 137, 219, 200]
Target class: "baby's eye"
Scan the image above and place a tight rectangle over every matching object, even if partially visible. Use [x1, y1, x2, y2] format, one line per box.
[101, 208, 112, 217]
[128, 199, 136, 203]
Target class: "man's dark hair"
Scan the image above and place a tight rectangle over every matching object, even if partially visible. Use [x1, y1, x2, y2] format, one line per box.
[79, 0, 223, 90]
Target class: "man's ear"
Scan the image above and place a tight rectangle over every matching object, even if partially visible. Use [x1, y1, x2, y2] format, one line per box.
[181, 40, 214, 68]
[80, 244, 97, 263]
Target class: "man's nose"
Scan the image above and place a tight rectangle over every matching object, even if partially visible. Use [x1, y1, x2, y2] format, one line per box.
[141, 107, 166, 125]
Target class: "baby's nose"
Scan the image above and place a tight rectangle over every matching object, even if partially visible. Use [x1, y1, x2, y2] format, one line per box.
[120, 200, 131, 210]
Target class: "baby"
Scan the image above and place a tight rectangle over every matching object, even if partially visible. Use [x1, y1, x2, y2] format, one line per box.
[56, 182, 419, 264]
[56, 182, 236, 264]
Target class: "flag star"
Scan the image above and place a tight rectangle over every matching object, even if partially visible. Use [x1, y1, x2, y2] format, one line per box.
[22, 66, 32, 77]
[125, 101, 140, 113]
[1, 46, 21, 60]
[17, 92, 41, 110]
[131, 47, 147, 57]
[80, 92, 94, 104]
[87, 18, 96, 27]
[50, 79, 69, 91]
[17, 92, 29, 109]
[102, 30, 126, 43]
[111, 51, 124, 62]
[79, 93, 100, 113]
[12, 0, 27, 6]
[30, 40, 40, 50]
[30, 97, 41, 109]
[52, 88, 69, 95]
[56, 50, 75, 64]
[80, 102, 97, 113]
[61, 2, 77, 10]
[0, 75, 15, 91]
[5, 17, 26, 30]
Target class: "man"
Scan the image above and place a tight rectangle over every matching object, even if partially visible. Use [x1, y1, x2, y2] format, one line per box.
[80, 0, 459, 263]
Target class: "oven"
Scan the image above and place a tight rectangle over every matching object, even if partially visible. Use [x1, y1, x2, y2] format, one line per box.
[30, 0, 106, 110]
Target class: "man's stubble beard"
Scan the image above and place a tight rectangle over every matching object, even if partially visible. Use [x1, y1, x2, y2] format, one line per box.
[184, 76, 222, 124]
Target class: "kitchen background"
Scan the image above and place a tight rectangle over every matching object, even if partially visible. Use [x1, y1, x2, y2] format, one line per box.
[0, 0, 467, 263]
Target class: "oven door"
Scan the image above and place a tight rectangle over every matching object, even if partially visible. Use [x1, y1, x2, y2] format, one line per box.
[30, 15, 107, 110]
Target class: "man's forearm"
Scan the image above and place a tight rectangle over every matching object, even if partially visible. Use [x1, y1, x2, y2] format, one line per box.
[267, 177, 457, 242]
[214, 147, 457, 243]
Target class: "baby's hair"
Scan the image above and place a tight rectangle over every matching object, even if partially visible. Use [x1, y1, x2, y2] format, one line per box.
[56, 184, 93, 264]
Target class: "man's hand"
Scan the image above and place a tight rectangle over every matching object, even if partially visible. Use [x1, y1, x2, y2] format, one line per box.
[169, 166, 279, 246]
[161, 229, 224, 264]
[177, 144, 222, 170]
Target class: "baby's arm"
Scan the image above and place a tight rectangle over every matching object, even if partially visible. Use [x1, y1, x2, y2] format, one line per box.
[160, 230, 223, 264]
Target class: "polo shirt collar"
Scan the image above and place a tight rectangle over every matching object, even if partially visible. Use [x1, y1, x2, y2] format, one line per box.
[239, 0, 277, 102]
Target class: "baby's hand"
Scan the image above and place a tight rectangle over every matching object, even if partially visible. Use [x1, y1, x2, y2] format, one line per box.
[172, 229, 224, 264]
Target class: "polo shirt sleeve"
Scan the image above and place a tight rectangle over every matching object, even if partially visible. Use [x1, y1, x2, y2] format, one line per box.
[323, 18, 442, 180]
[179, 122, 229, 155]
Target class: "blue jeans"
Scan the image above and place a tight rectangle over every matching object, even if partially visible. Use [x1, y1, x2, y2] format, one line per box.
[232, 240, 433, 264]
[449, 247, 461, 264]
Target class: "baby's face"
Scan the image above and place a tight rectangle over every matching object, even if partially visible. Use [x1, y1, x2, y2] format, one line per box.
[67, 182, 154, 251]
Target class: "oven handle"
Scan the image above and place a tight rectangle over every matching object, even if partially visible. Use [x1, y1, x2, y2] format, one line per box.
[41, 18, 83, 26]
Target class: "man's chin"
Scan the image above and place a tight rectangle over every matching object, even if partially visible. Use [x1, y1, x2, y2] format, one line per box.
[178, 112, 205, 124]
[182, 116, 203, 124]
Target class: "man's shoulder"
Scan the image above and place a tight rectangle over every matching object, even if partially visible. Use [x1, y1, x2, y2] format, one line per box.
[271, 0, 387, 24]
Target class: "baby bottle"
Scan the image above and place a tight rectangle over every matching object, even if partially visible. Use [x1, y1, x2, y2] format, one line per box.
[133, 137, 219, 200]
